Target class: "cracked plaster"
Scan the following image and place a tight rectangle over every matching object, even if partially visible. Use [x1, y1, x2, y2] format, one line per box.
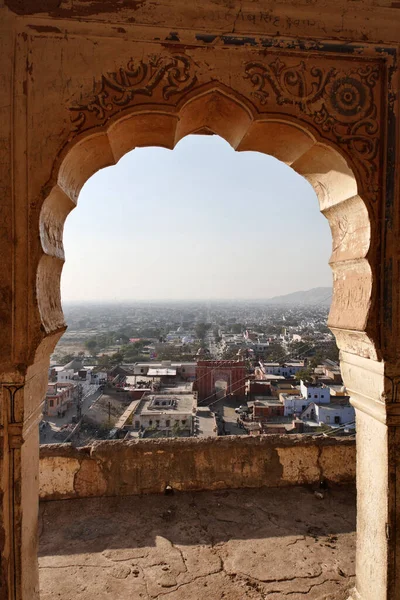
[39, 485, 355, 600]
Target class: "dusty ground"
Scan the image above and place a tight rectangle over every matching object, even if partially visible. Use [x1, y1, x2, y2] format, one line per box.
[39, 484, 355, 600]
[51, 341, 87, 360]
[71, 389, 131, 445]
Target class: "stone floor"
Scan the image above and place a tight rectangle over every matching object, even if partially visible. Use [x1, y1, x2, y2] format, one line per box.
[39, 485, 356, 600]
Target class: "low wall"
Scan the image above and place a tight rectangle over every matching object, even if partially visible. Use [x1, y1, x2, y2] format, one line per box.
[39, 435, 356, 501]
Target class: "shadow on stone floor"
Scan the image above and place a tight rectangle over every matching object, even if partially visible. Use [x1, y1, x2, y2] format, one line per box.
[39, 485, 356, 600]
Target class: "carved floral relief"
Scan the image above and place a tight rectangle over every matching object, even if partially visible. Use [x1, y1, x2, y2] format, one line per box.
[68, 50, 383, 203]
[70, 54, 198, 132]
[244, 58, 381, 200]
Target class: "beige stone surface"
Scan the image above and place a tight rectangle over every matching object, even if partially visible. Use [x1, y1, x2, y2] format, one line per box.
[1, 1, 400, 597]
[39, 457, 80, 499]
[39, 485, 356, 600]
[39, 436, 356, 500]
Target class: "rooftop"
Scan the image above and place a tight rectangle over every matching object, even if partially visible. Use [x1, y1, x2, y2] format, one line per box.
[314, 403, 353, 411]
[252, 397, 283, 406]
[280, 393, 303, 400]
[136, 394, 195, 415]
[135, 362, 196, 368]
[38, 484, 356, 600]
[261, 362, 304, 367]
[147, 368, 177, 376]
[160, 382, 194, 394]
[301, 381, 327, 388]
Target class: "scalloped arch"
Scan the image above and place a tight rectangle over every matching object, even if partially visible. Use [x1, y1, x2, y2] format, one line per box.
[37, 84, 378, 361]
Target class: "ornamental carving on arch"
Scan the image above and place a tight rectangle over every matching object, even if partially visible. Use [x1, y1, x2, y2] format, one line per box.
[68, 49, 383, 203]
[244, 58, 382, 201]
[70, 54, 198, 132]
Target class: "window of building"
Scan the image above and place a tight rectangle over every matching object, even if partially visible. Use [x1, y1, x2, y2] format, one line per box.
[181, 420, 186, 425]
[314, 394, 318, 398]
[156, 420, 160, 426]
[308, 393, 311, 398]
[135, 421, 140, 428]
[326, 416, 331, 423]
[149, 420, 153, 426]
[166, 420, 170, 427]
[49, 400, 53, 407]
[334, 416, 340, 424]
[321, 394, 324, 398]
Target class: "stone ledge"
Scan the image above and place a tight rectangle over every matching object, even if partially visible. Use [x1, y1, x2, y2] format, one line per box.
[39, 435, 356, 501]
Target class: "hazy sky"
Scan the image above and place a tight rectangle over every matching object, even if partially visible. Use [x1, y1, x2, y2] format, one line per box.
[61, 135, 332, 302]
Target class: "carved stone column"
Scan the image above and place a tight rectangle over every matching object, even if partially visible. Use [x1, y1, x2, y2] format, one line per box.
[0, 362, 48, 600]
[339, 352, 400, 600]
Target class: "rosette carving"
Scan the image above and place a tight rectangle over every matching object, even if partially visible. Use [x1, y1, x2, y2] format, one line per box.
[70, 54, 197, 132]
[244, 60, 380, 199]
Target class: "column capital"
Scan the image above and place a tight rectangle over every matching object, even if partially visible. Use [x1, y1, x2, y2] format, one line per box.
[340, 352, 400, 426]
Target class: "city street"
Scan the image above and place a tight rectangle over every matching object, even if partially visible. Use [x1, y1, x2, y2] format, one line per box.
[206, 331, 222, 359]
[211, 397, 249, 436]
[195, 407, 218, 437]
[40, 382, 101, 444]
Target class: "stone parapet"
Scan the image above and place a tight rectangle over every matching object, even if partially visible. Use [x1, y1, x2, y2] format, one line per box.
[39, 435, 355, 501]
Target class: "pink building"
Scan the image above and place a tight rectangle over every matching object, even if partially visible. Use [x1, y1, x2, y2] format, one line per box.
[45, 382, 76, 417]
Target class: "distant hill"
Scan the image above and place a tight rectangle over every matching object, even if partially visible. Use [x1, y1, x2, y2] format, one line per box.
[265, 287, 332, 306]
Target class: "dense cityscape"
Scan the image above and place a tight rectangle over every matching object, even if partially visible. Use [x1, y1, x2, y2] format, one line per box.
[41, 288, 354, 446]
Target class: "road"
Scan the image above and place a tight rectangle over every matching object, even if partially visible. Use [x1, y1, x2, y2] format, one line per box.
[206, 330, 222, 359]
[211, 397, 249, 436]
[195, 407, 218, 437]
[40, 382, 101, 444]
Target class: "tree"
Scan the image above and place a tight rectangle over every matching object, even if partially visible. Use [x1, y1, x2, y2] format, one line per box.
[213, 327, 222, 343]
[230, 323, 243, 334]
[110, 352, 124, 365]
[97, 354, 111, 368]
[295, 367, 313, 382]
[264, 342, 287, 362]
[290, 340, 314, 358]
[195, 322, 211, 341]
[221, 346, 240, 360]
[85, 339, 98, 355]
[59, 353, 75, 365]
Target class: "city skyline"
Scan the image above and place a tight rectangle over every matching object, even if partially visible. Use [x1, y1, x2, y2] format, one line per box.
[61, 135, 333, 302]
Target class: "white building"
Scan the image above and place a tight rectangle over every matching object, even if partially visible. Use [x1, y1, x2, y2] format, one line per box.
[133, 361, 196, 380]
[132, 394, 196, 436]
[279, 393, 311, 417]
[300, 380, 330, 403]
[260, 361, 305, 378]
[252, 340, 271, 352]
[57, 368, 74, 383]
[301, 402, 355, 427]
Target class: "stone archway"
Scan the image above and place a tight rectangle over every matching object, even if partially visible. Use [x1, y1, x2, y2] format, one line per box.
[35, 79, 380, 600]
[1, 8, 399, 600]
[38, 79, 378, 364]
[195, 360, 246, 401]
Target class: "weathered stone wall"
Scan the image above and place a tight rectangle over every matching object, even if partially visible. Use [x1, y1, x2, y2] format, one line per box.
[39, 435, 355, 501]
[2, 1, 399, 596]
